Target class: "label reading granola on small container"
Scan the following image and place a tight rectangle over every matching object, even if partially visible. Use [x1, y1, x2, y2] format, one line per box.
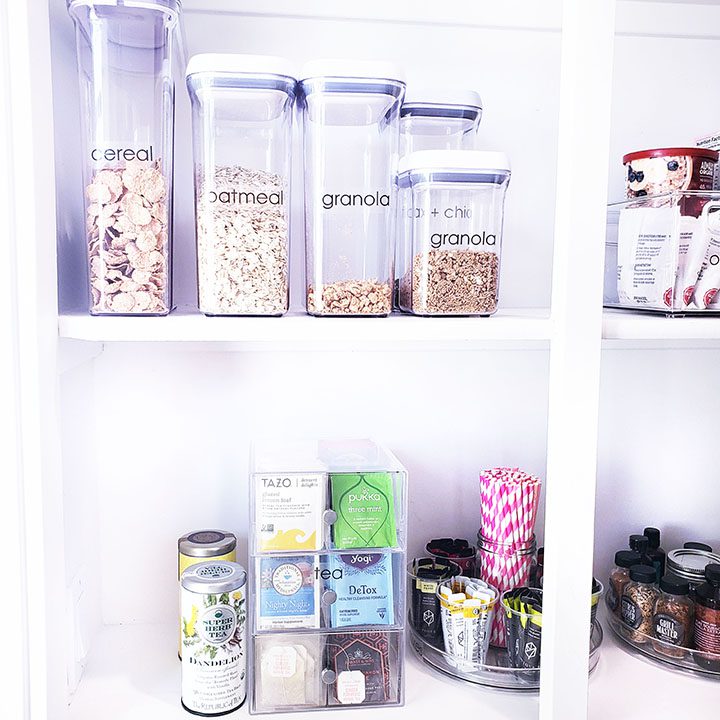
[621, 596, 642, 630]
[653, 613, 684, 645]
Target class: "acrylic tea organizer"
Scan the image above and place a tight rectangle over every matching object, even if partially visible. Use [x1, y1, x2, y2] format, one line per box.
[604, 595, 720, 679]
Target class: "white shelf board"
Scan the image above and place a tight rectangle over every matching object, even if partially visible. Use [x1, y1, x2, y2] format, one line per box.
[589, 623, 720, 719]
[68, 624, 538, 720]
[603, 309, 720, 346]
[57, 309, 552, 346]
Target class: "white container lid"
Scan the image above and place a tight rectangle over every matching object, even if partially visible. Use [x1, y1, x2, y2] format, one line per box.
[186, 53, 296, 80]
[403, 88, 483, 110]
[299, 58, 405, 84]
[398, 150, 510, 175]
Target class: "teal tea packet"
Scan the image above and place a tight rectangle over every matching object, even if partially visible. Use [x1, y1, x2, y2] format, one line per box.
[329, 552, 395, 628]
[330, 473, 397, 549]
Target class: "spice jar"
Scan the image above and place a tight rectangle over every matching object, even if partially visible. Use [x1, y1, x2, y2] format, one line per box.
[68, 0, 180, 315]
[694, 563, 720, 671]
[186, 54, 296, 316]
[621, 564, 659, 643]
[667, 547, 720, 596]
[608, 551, 641, 616]
[652, 575, 694, 659]
[629, 534, 654, 567]
[644, 527, 666, 582]
[396, 150, 511, 316]
[299, 60, 405, 317]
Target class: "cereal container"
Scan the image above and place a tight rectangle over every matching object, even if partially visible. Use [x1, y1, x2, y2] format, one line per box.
[397, 150, 510, 316]
[67, 0, 179, 315]
[400, 89, 482, 156]
[181, 561, 248, 715]
[186, 55, 296, 316]
[299, 60, 405, 316]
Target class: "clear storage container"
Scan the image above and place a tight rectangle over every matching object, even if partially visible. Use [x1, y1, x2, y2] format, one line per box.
[299, 60, 406, 316]
[68, 0, 180, 315]
[400, 89, 482, 156]
[186, 55, 296, 316]
[397, 150, 511, 316]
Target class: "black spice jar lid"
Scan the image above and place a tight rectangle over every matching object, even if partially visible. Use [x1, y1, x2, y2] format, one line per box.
[630, 564, 657, 583]
[684, 541, 713, 552]
[629, 534, 649, 552]
[615, 550, 642, 569]
[660, 575, 690, 595]
[644, 527, 661, 549]
[705, 563, 720, 583]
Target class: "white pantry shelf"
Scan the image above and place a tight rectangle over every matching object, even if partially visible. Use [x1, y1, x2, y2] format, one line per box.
[603, 309, 720, 345]
[57, 308, 552, 345]
[68, 624, 538, 720]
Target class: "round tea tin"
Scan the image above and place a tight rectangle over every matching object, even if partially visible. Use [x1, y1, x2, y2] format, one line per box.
[181, 561, 247, 716]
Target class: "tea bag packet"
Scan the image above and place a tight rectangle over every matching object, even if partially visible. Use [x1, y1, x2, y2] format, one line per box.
[426, 538, 476, 574]
[330, 473, 397, 549]
[503, 588, 543, 669]
[256, 637, 320, 709]
[255, 472, 326, 551]
[258, 556, 320, 630]
[329, 552, 395, 628]
[410, 558, 458, 640]
[329, 633, 393, 705]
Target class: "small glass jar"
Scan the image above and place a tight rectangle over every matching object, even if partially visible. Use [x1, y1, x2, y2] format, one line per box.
[397, 150, 510, 316]
[400, 89, 482, 156]
[68, 0, 180, 315]
[607, 550, 642, 616]
[667, 547, 720, 596]
[186, 54, 296, 316]
[299, 60, 405, 317]
[643, 527, 666, 582]
[621, 564, 659, 644]
[651, 575, 693, 659]
[694, 563, 720, 671]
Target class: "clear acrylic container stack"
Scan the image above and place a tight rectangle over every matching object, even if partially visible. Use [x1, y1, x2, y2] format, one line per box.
[248, 439, 408, 713]
[68, 0, 180, 315]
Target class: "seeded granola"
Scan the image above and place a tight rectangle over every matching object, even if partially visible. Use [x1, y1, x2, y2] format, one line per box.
[86, 160, 170, 314]
[196, 166, 288, 315]
[307, 280, 392, 316]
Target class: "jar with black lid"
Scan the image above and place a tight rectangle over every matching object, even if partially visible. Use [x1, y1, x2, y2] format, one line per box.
[667, 547, 720, 596]
[652, 575, 693, 659]
[644, 527, 666, 581]
[621, 564, 659, 643]
[684, 542, 713, 552]
[608, 551, 642, 616]
[629, 534, 653, 567]
[694, 563, 720, 671]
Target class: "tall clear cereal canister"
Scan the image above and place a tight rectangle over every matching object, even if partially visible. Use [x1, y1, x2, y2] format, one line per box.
[186, 55, 296, 316]
[400, 89, 483, 156]
[397, 150, 511, 316]
[67, 0, 179, 316]
[299, 60, 406, 316]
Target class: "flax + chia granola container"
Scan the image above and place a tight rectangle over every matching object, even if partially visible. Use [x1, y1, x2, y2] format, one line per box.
[181, 561, 247, 716]
[397, 150, 510, 316]
[68, 0, 179, 315]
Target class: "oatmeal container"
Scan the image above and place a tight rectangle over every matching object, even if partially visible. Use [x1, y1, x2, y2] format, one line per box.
[186, 55, 296, 316]
[68, 0, 180, 315]
[181, 561, 247, 716]
[299, 60, 406, 316]
[400, 89, 482, 156]
[397, 150, 510, 316]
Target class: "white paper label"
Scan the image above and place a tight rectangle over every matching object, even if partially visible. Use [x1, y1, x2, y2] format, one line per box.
[337, 670, 366, 705]
[267, 646, 297, 678]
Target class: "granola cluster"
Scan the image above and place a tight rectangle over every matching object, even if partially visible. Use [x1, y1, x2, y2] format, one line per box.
[307, 279, 392, 316]
[86, 161, 169, 314]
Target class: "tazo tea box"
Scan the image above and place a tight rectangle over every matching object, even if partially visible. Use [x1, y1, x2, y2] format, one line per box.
[255, 472, 325, 552]
[258, 556, 320, 630]
[329, 553, 395, 628]
[331, 473, 397, 549]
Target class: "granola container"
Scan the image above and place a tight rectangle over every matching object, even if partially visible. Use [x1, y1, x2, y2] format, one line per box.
[68, 0, 179, 315]
[624, 147, 718, 199]
[186, 55, 295, 316]
[400, 89, 482, 156]
[397, 150, 510, 316]
[299, 60, 405, 317]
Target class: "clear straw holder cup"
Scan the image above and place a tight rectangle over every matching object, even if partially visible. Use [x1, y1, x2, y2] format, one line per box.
[68, 0, 180, 315]
[299, 60, 405, 316]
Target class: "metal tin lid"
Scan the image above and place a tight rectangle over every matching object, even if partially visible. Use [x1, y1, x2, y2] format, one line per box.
[181, 561, 246, 594]
[398, 150, 511, 176]
[178, 530, 236, 558]
[667, 548, 720, 579]
[186, 54, 296, 81]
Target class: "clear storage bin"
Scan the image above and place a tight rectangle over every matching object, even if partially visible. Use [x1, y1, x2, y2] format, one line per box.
[400, 89, 482, 156]
[186, 55, 296, 316]
[68, 0, 179, 315]
[605, 191, 720, 314]
[299, 61, 406, 316]
[397, 150, 511, 316]
[249, 440, 408, 714]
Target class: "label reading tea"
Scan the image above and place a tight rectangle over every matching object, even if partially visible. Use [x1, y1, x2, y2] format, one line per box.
[256, 473, 325, 551]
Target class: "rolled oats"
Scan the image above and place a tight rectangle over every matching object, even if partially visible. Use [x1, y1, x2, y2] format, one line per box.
[307, 279, 392, 316]
[196, 166, 288, 315]
[85, 159, 170, 314]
